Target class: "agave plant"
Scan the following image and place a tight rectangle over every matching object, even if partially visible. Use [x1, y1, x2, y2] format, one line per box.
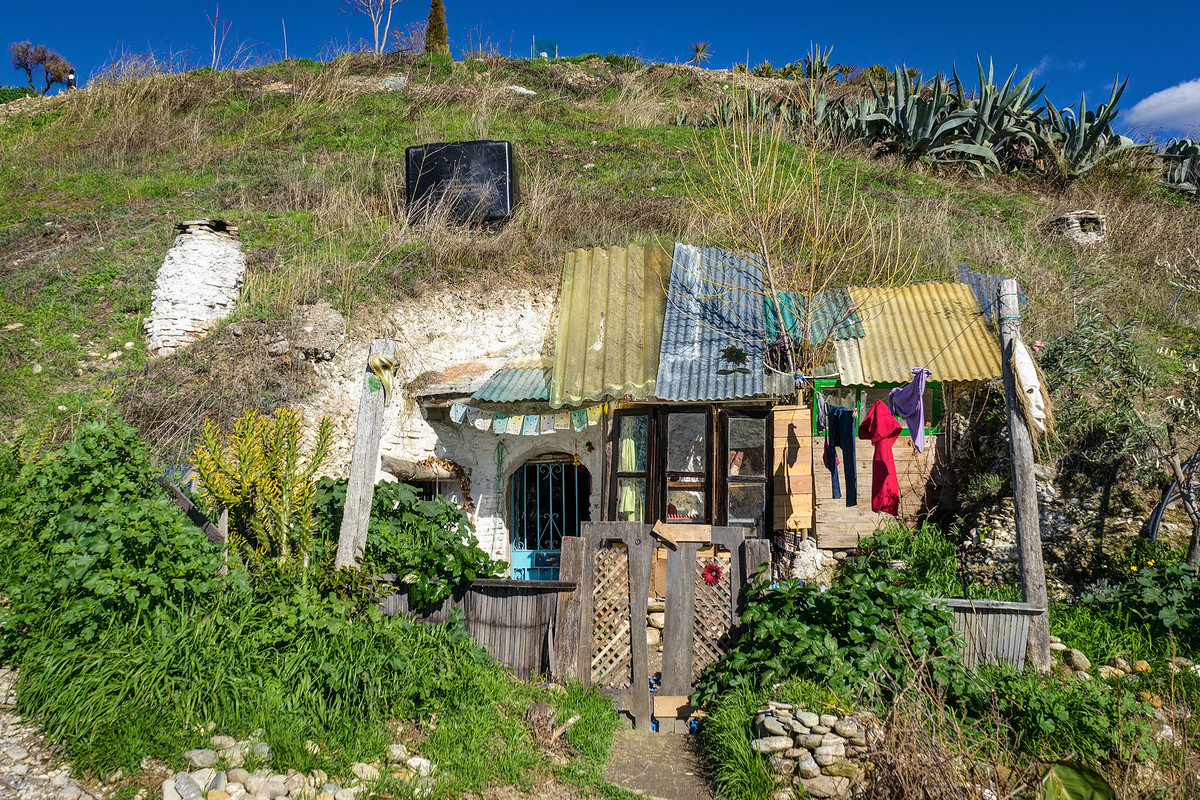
[1161, 138, 1200, 196]
[862, 66, 992, 169]
[952, 58, 1047, 172]
[1041, 76, 1146, 181]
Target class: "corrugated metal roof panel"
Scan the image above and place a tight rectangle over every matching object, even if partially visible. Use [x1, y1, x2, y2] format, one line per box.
[765, 288, 865, 344]
[551, 244, 671, 408]
[845, 283, 1001, 384]
[956, 263, 1027, 322]
[471, 356, 553, 403]
[656, 245, 769, 402]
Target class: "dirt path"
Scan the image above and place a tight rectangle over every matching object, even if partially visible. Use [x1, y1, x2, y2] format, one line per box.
[603, 729, 713, 800]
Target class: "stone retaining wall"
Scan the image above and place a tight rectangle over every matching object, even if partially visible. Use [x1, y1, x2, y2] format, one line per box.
[751, 702, 879, 800]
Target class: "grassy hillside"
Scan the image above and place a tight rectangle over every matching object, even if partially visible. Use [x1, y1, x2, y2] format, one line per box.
[2, 51, 1199, 494]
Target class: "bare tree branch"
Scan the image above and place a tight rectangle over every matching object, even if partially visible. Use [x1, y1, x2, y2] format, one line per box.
[343, 0, 405, 55]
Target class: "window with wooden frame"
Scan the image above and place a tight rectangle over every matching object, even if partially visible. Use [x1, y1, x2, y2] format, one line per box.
[722, 410, 769, 536]
[613, 412, 651, 523]
[607, 406, 770, 534]
[661, 408, 712, 524]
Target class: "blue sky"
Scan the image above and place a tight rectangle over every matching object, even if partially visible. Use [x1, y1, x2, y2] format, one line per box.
[5, 1, 1198, 137]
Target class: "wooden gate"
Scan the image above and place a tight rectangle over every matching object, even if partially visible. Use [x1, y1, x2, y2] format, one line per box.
[553, 522, 770, 731]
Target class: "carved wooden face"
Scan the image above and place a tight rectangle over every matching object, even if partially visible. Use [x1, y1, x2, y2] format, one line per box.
[1014, 341, 1047, 432]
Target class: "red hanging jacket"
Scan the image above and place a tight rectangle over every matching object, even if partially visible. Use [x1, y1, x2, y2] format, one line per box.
[858, 400, 902, 515]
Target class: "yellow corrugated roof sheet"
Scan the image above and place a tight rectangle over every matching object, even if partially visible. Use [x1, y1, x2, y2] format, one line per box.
[551, 244, 671, 408]
[844, 283, 1001, 384]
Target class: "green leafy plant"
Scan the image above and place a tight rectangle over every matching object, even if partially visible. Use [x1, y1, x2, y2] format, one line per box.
[0, 413, 220, 646]
[691, 569, 965, 706]
[314, 478, 506, 608]
[952, 58, 1047, 172]
[689, 41, 711, 68]
[1161, 137, 1200, 196]
[845, 524, 961, 596]
[1040, 762, 1115, 800]
[1081, 560, 1199, 645]
[750, 60, 775, 78]
[1041, 77, 1145, 182]
[0, 85, 34, 103]
[190, 408, 333, 564]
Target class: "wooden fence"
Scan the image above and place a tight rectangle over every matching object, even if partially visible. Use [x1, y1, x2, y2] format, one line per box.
[552, 522, 771, 732]
[934, 598, 1044, 670]
[378, 578, 574, 679]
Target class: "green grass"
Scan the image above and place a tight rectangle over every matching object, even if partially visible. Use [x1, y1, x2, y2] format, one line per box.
[15, 592, 624, 798]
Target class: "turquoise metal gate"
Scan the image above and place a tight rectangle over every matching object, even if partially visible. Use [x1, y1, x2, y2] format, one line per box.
[509, 458, 590, 580]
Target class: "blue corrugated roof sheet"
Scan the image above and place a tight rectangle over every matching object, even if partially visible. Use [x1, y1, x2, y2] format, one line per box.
[471, 357, 553, 403]
[957, 263, 1026, 322]
[655, 244, 773, 401]
[764, 288, 865, 344]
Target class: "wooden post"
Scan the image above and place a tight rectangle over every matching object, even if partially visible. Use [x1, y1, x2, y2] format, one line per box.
[997, 280, 1050, 672]
[334, 339, 396, 569]
[552, 536, 586, 682]
[217, 508, 229, 576]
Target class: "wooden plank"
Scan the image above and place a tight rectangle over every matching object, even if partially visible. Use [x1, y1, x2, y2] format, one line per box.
[660, 542, 699, 696]
[553, 536, 585, 682]
[652, 521, 713, 545]
[653, 695, 694, 717]
[625, 524, 654, 732]
[743, 538, 771, 593]
[773, 474, 814, 494]
[773, 437, 813, 453]
[335, 338, 396, 568]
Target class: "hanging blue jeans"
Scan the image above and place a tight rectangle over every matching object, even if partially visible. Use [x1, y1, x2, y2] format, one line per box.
[825, 406, 858, 506]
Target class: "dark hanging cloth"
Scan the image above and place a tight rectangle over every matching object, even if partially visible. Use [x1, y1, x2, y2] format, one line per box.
[814, 391, 830, 434]
[858, 400, 902, 515]
[825, 405, 857, 506]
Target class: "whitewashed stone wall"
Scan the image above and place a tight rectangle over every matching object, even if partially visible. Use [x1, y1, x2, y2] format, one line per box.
[144, 231, 245, 355]
[302, 281, 604, 567]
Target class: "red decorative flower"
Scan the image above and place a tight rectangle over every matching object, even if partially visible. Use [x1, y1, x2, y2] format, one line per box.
[702, 563, 723, 586]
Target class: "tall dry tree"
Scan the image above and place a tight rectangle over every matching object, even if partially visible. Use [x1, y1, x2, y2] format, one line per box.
[686, 100, 916, 386]
[9, 41, 73, 95]
[344, 0, 405, 55]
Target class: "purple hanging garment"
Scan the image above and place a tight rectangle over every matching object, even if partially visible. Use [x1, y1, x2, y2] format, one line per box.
[887, 367, 932, 453]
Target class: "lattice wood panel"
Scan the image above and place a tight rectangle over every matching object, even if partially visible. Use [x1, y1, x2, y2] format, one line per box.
[692, 552, 734, 682]
[591, 547, 633, 688]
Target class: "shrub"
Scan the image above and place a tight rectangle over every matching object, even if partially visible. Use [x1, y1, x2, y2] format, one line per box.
[691, 569, 966, 706]
[603, 52, 643, 72]
[750, 60, 775, 78]
[313, 478, 506, 607]
[0, 413, 220, 647]
[981, 667, 1155, 764]
[1081, 560, 1200, 649]
[190, 408, 333, 565]
[843, 524, 961, 596]
[0, 85, 33, 103]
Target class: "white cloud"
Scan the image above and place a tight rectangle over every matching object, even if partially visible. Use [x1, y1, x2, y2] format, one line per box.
[1031, 55, 1052, 77]
[1126, 78, 1200, 129]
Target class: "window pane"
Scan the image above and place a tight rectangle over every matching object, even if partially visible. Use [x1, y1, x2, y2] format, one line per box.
[728, 484, 765, 535]
[728, 417, 766, 477]
[666, 489, 705, 521]
[667, 413, 706, 472]
[616, 478, 646, 521]
[618, 415, 648, 472]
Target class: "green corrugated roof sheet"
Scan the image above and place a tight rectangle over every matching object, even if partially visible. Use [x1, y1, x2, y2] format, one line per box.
[550, 244, 671, 408]
[471, 356, 553, 403]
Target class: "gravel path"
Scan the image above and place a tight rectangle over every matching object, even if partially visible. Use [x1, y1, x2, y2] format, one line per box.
[0, 666, 107, 800]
